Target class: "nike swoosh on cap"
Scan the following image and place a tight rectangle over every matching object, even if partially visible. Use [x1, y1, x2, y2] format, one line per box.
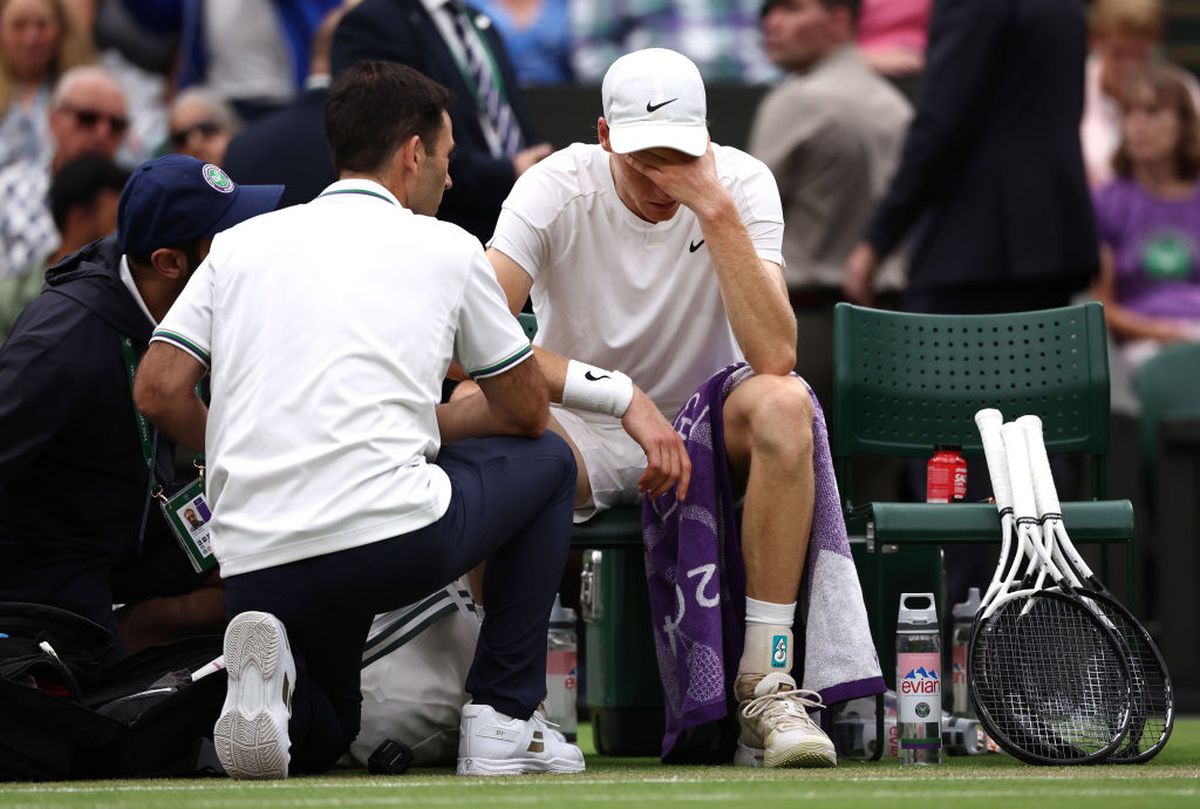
[646, 98, 678, 113]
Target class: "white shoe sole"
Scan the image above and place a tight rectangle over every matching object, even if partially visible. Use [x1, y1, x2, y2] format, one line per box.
[457, 755, 585, 776]
[734, 740, 837, 769]
[214, 612, 294, 779]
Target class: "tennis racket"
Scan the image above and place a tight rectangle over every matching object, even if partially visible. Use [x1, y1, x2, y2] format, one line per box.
[968, 422, 1132, 765]
[1018, 415, 1174, 764]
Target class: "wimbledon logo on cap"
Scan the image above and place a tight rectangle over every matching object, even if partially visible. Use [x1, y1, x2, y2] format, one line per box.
[202, 163, 235, 194]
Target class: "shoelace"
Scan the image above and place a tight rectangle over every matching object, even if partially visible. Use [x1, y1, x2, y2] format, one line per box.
[740, 687, 826, 733]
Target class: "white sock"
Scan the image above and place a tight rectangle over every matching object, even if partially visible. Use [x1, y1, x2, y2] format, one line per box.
[745, 597, 796, 627]
[739, 598, 796, 676]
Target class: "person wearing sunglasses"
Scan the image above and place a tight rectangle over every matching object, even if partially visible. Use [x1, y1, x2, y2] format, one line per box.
[167, 87, 238, 167]
[0, 64, 128, 278]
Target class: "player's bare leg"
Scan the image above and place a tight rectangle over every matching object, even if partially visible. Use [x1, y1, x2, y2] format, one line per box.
[722, 374, 834, 767]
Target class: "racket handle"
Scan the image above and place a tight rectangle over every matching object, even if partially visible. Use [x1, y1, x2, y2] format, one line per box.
[1017, 415, 1062, 518]
[974, 408, 1013, 513]
[1000, 422, 1037, 522]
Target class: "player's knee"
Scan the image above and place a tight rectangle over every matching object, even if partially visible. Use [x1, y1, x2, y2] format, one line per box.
[747, 377, 813, 459]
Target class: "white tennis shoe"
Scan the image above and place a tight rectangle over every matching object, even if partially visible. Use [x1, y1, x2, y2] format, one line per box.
[457, 701, 585, 775]
[213, 611, 296, 779]
[734, 672, 837, 768]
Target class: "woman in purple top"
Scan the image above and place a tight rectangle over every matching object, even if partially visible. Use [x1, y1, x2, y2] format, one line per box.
[1093, 66, 1200, 372]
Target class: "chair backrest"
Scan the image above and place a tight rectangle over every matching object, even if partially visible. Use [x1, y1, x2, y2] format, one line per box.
[1132, 341, 1200, 478]
[832, 302, 1112, 504]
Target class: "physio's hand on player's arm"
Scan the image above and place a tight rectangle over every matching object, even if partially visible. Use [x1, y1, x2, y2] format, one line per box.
[513, 143, 553, 177]
[621, 388, 691, 501]
[843, 242, 879, 306]
[623, 142, 725, 217]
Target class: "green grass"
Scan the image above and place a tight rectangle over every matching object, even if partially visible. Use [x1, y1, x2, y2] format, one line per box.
[2, 719, 1197, 808]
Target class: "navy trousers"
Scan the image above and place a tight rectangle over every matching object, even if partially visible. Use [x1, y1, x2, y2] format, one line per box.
[222, 433, 576, 774]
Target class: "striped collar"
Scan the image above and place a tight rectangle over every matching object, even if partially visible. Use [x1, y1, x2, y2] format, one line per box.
[317, 179, 403, 208]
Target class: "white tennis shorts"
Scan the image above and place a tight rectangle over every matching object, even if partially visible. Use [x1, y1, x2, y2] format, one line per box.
[550, 404, 647, 523]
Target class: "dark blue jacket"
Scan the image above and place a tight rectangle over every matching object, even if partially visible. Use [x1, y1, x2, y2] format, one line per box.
[866, 0, 1098, 293]
[223, 86, 336, 209]
[0, 236, 180, 632]
[331, 0, 542, 243]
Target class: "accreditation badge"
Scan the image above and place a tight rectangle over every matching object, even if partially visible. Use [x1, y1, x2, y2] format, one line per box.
[160, 476, 217, 574]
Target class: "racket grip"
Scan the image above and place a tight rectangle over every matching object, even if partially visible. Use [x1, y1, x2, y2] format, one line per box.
[974, 408, 1013, 512]
[1000, 422, 1037, 522]
[1016, 415, 1063, 517]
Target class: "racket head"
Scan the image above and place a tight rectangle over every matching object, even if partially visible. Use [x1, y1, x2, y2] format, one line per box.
[968, 588, 1132, 765]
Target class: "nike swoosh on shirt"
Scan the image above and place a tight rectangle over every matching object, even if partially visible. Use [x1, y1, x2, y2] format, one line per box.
[646, 98, 678, 113]
[689, 240, 705, 253]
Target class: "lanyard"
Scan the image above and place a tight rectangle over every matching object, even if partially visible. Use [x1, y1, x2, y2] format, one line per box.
[120, 336, 160, 552]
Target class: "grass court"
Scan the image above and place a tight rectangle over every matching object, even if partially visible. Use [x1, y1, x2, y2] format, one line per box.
[2, 718, 1197, 808]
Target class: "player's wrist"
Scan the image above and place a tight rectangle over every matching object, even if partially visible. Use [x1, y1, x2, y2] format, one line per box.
[689, 188, 734, 224]
[562, 359, 634, 418]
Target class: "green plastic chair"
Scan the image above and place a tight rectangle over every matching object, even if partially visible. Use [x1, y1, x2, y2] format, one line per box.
[1133, 341, 1200, 491]
[832, 302, 1136, 751]
[832, 299, 1134, 584]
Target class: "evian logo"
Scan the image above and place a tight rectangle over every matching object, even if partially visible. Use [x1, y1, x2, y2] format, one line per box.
[900, 665, 940, 695]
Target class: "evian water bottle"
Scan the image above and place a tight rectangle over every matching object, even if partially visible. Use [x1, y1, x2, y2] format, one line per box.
[896, 592, 943, 765]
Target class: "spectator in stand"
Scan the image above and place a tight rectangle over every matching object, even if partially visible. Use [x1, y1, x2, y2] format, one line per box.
[476, 0, 572, 85]
[0, 65, 127, 277]
[1083, 0, 1200, 189]
[749, 0, 911, 406]
[331, 0, 553, 244]
[167, 87, 238, 166]
[0, 0, 96, 169]
[1093, 67, 1200, 375]
[120, 0, 342, 121]
[223, 1, 350, 208]
[570, 0, 779, 84]
[844, 0, 1097, 315]
[854, 0, 929, 78]
[0, 153, 127, 340]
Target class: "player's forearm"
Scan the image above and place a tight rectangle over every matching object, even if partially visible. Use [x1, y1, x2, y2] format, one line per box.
[695, 195, 796, 375]
[532, 345, 569, 402]
[140, 394, 208, 455]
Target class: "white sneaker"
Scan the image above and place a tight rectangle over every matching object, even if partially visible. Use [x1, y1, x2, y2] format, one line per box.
[213, 611, 296, 779]
[734, 672, 837, 768]
[456, 702, 585, 775]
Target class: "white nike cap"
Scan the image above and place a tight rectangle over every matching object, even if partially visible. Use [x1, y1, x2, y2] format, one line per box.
[602, 48, 708, 158]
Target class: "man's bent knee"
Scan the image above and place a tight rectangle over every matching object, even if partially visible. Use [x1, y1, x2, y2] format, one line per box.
[737, 376, 814, 456]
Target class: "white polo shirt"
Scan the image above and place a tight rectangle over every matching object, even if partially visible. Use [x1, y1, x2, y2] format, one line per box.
[489, 142, 784, 418]
[152, 180, 532, 577]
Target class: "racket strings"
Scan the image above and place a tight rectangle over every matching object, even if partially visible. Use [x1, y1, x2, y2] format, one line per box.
[972, 595, 1129, 762]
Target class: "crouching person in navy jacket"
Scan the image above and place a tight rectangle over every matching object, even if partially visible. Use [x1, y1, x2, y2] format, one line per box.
[0, 155, 283, 656]
[134, 61, 583, 779]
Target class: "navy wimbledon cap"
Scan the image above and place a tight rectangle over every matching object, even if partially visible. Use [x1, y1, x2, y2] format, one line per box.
[116, 154, 283, 256]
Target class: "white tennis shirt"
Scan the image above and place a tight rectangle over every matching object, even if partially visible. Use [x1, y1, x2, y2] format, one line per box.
[152, 180, 532, 577]
[489, 143, 784, 418]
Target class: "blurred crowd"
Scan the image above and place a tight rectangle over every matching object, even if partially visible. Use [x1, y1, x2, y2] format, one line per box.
[1, 0, 1198, 403]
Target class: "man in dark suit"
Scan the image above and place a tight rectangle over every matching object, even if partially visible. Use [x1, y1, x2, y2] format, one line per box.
[844, 0, 1099, 314]
[222, 3, 349, 209]
[330, 0, 552, 243]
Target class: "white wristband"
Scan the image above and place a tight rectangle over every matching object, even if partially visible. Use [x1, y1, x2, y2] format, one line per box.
[562, 359, 634, 418]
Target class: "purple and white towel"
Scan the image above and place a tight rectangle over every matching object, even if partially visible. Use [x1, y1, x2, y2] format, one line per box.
[642, 363, 885, 759]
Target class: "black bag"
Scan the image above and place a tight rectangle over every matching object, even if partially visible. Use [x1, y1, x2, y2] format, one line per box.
[0, 602, 227, 781]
